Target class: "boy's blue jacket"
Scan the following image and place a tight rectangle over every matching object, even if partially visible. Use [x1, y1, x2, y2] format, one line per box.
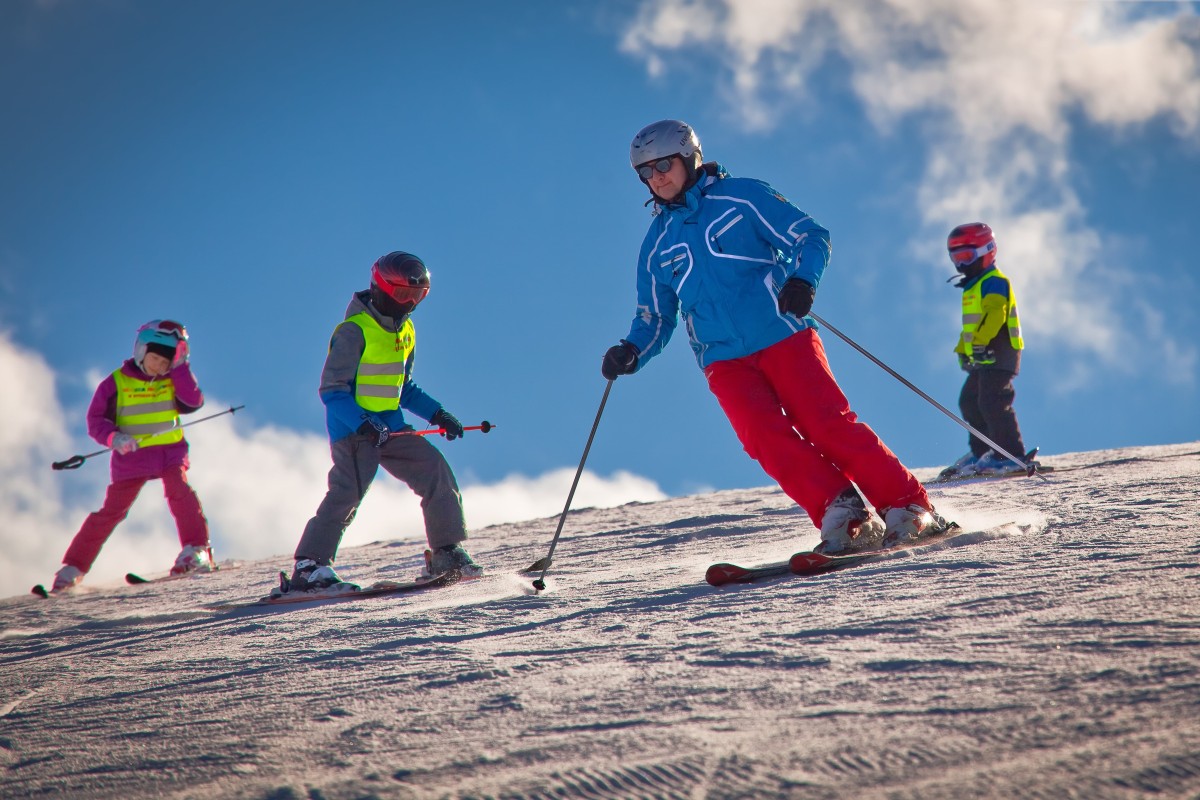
[319, 291, 443, 443]
[622, 162, 830, 370]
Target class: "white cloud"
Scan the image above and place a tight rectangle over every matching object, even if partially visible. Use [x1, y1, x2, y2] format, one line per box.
[0, 334, 666, 594]
[619, 0, 1200, 384]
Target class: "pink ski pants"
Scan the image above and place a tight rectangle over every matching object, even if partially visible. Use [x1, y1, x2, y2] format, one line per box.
[63, 465, 209, 572]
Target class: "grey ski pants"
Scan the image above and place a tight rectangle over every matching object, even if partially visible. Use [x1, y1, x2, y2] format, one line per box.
[295, 434, 467, 565]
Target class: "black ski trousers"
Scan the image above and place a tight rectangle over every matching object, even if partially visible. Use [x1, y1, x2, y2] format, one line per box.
[959, 369, 1026, 459]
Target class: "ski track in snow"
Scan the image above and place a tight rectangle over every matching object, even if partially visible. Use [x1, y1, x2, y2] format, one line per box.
[2, 442, 1200, 799]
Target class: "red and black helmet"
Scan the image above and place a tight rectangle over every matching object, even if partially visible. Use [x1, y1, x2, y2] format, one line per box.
[947, 222, 997, 272]
[370, 251, 430, 316]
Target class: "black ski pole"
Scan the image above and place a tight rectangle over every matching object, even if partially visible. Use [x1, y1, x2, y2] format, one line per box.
[527, 380, 614, 591]
[52, 404, 246, 471]
[810, 313, 1045, 480]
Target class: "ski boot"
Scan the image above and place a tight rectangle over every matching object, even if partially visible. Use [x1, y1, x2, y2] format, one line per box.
[881, 505, 953, 549]
[426, 544, 483, 579]
[814, 487, 885, 554]
[170, 545, 214, 576]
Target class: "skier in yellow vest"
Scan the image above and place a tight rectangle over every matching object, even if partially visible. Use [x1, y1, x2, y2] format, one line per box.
[284, 251, 479, 594]
[940, 222, 1030, 478]
[47, 320, 212, 592]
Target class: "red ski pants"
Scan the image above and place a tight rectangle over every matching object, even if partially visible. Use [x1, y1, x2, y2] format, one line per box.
[63, 465, 209, 573]
[704, 329, 930, 528]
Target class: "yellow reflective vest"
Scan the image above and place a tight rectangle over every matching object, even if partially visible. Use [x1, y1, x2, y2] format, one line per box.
[956, 267, 1024, 353]
[113, 370, 184, 448]
[345, 311, 415, 412]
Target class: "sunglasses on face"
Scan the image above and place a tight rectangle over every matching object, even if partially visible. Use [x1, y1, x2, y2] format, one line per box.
[636, 157, 676, 181]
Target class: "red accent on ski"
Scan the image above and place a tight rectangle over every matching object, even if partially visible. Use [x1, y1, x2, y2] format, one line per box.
[705, 561, 790, 586]
[789, 550, 871, 575]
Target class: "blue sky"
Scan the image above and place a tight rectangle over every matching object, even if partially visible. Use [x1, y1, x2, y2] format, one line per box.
[2, 1, 1199, 585]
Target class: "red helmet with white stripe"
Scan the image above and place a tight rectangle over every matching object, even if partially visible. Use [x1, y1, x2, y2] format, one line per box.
[947, 222, 997, 272]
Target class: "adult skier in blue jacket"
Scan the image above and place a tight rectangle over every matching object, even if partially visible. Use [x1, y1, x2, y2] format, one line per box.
[602, 120, 950, 553]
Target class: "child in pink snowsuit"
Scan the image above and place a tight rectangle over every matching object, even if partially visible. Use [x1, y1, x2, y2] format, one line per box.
[50, 320, 212, 591]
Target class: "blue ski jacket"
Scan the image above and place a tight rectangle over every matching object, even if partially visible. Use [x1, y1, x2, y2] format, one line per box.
[622, 163, 831, 370]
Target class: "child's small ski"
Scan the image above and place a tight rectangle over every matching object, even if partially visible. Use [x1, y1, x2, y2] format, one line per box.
[210, 571, 466, 611]
[930, 447, 1048, 485]
[125, 566, 223, 585]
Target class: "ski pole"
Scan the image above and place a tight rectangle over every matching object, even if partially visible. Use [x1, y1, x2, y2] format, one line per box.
[51, 405, 246, 471]
[809, 313, 1046, 480]
[389, 421, 495, 437]
[527, 380, 614, 591]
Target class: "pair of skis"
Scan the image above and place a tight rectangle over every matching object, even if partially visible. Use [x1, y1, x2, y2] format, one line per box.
[33, 557, 473, 608]
[31, 566, 223, 598]
[705, 524, 964, 587]
[217, 570, 463, 609]
[928, 447, 1048, 485]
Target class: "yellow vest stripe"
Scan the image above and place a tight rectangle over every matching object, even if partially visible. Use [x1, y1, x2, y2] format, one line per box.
[357, 362, 406, 377]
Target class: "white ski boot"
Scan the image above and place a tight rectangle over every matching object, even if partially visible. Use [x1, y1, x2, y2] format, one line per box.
[170, 545, 214, 576]
[52, 565, 84, 592]
[815, 487, 885, 554]
[881, 505, 952, 549]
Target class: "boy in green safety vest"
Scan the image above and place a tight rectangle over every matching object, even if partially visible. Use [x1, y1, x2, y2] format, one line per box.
[940, 222, 1030, 478]
[284, 251, 480, 594]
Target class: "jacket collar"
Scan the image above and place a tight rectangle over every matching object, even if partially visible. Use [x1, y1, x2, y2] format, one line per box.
[652, 162, 728, 217]
[347, 290, 408, 331]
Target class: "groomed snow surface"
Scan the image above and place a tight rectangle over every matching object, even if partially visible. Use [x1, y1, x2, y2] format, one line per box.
[2, 442, 1199, 800]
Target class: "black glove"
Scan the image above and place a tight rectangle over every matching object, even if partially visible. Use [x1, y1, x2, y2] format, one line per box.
[970, 344, 996, 366]
[958, 352, 972, 372]
[601, 340, 639, 380]
[357, 414, 390, 447]
[431, 408, 464, 441]
[777, 277, 816, 317]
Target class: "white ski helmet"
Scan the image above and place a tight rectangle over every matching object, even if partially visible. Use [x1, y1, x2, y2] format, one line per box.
[629, 119, 702, 174]
[133, 319, 187, 370]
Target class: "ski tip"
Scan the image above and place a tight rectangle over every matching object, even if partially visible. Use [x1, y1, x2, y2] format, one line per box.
[125, 572, 150, 585]
[31, 584, 49, 599]
[705, 563, 747, 587]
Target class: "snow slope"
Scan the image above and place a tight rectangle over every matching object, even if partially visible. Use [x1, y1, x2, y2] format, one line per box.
[2, 441, 1199, 799]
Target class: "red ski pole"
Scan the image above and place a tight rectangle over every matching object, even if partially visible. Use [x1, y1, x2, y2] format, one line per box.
[390, 420, 495, 438]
